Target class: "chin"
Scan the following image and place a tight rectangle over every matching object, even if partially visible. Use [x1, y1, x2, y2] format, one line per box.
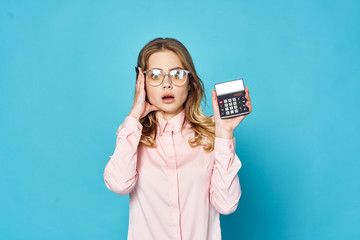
[156, 103, 176, 111]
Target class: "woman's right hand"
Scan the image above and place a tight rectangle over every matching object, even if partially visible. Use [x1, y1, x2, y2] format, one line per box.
[129, 67, 160, 120]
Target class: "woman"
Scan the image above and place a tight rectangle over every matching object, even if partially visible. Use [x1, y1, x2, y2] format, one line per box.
[104, 37, 252, 240]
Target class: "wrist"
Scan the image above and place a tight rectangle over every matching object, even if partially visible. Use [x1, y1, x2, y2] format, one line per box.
[215, 129, 233, 139]
[129, 111, 141, 121]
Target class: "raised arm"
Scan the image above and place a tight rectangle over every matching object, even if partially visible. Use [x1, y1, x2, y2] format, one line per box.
[103, 116, 143, 195]
[208, 86, 252, 214]
[209, 137, 242, 215]
[104, 67, 160, 195]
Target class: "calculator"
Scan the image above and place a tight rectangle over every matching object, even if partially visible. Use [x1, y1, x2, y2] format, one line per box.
[214, 79, 249, 119]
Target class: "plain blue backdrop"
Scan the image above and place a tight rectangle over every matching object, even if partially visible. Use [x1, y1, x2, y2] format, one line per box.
[1, 0, 359, 239]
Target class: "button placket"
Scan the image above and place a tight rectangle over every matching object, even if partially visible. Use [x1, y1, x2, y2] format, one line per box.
[161, 126, 181, 239]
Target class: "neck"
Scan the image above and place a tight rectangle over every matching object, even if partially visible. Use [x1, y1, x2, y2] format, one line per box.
[156, 108, 184, 121]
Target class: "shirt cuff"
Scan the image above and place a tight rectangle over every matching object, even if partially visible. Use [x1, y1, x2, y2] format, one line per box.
[116, 115, 143, 135]
[214, 137, 236, 155]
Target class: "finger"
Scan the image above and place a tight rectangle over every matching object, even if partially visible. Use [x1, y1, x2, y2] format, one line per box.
[135, 67, 142, 90]
[235, 115, 246, 123]
[245, 87, 252, 112]
[211, 89, 220, 119]
[245, 95, 251, 104]
[136, 68, 146, 95]
[245, 90, 251, 104]
[139, 67, 145, 89]
[145, 103, 161, 117]
[148, 104, 160, 112]
[137, 67, 141, 81]
[246, 101, 252, 113]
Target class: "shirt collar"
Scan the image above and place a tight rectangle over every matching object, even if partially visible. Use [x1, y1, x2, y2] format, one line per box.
[157, 109, 189, 136]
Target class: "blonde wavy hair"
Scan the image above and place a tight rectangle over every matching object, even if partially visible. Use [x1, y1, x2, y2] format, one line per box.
[135, 37, 215, 152]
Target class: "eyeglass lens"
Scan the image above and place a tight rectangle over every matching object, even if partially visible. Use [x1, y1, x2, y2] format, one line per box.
[147, 69, 187, 86]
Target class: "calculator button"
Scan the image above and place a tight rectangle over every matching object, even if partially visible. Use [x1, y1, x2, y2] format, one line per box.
[230, 106, 233, 110]
[242, 100, 246, 103]
[229, 102, 232, 106]
[232, 98, 236, 101]
[233, 101, 237, 105]
[224, 99, 227, 103]
[226, 111, 229, 115]
[225, 103, 228, 107]
[243, 107, 248, 111]
[235, 109, 238, 113]
[228, 98, 232, 102]
[225, 107, 229, 111]
[219, 100, 223, 104]
[230, 110, 234, 114]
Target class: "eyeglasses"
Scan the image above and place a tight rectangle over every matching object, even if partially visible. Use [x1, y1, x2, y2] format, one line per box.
[142, 68, 191, 86]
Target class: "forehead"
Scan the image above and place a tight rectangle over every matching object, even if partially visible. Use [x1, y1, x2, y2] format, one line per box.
[148, 50, 184, 70]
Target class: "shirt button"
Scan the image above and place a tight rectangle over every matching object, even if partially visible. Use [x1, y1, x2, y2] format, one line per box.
[229, 145, 232, 149]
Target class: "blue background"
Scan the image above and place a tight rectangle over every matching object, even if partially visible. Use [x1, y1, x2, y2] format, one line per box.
[1, 0, 359, 239]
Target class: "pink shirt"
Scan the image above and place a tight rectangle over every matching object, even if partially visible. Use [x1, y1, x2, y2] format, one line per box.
[103, 109, 242, 240]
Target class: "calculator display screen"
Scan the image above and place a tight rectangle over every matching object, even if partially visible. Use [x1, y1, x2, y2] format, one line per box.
[215, 79, 244, 96]
[234, 92, 244, 97]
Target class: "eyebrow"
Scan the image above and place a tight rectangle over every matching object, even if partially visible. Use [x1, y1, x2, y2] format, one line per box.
[150, 67, 184, 71]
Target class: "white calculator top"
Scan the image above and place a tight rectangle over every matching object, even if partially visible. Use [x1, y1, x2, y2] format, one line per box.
[215, 79, 244, 96]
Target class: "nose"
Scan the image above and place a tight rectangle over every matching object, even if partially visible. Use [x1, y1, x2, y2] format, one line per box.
[162, 74, 173, 89]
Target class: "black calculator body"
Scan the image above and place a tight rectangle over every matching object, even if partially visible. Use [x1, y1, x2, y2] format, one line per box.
[215, 79, 249, 119]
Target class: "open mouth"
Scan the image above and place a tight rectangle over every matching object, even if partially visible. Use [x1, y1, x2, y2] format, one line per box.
[162, 93, 175, 99]
[162, 93, 175, 103]
[162, 96, 174, 99]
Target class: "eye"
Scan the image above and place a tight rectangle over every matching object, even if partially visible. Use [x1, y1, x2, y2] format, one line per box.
[171, 69, 184, 79]
[150, 69, 162, 79]
[151, 73, 160, 79]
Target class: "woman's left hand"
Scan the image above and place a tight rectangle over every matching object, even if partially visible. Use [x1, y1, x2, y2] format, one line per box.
[211, 87, 252, 139]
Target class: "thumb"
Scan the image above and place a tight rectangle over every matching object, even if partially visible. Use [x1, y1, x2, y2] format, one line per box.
[148, 104, 161, 113]
[211, 89, 220, 118]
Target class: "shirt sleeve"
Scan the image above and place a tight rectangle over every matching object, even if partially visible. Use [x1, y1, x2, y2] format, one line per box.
[209, 137, 242, 215]
[103, 115, 143, 196]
